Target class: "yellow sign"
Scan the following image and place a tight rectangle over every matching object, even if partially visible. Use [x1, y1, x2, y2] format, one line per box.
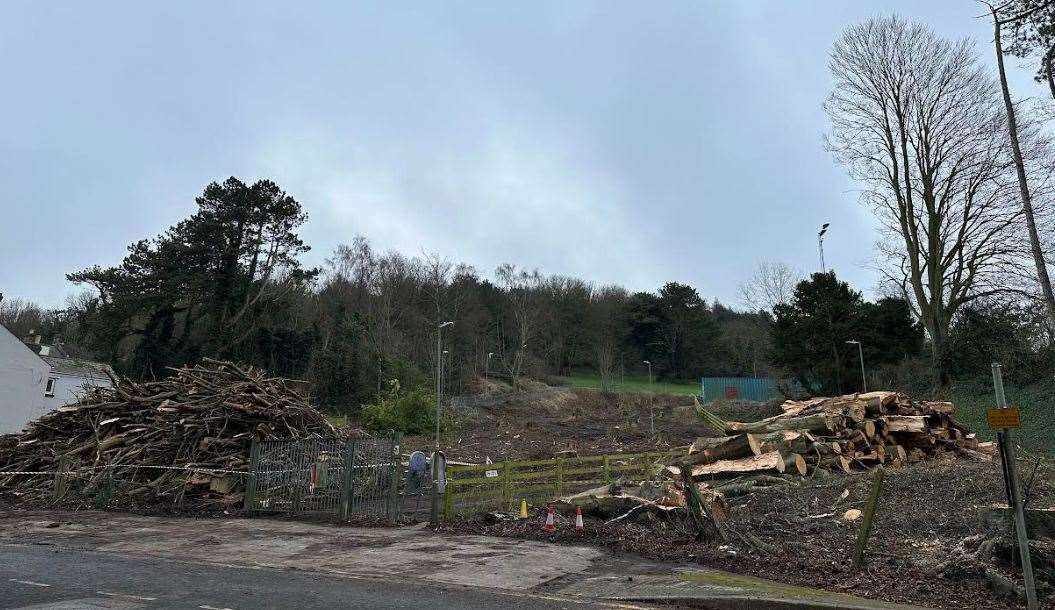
[986, 407, 1021, 430]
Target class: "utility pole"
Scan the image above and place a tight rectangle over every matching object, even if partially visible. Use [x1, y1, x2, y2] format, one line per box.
[846, 340, 866, 392]
[435, 321, 453, 450]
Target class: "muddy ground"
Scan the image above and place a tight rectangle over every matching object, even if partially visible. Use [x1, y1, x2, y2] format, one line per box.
[441, 457, 1055, 610]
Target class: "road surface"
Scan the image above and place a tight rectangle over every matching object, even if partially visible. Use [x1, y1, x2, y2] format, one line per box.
[0, 544, 650, 610]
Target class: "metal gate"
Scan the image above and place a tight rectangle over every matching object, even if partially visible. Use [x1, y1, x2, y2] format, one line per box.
[244, 433, 402, 520]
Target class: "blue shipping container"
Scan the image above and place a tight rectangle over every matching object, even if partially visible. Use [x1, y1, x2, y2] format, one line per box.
[700, 377, 778, 402]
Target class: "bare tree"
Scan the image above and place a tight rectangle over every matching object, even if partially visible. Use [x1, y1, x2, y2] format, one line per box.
[826, 16, 1022, 385]
[988, 2, 1055, 335]
[737, 261, 802, 312]
[495, 264, 544, 383]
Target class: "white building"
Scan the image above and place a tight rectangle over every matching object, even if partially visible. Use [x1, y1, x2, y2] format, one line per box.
[38, 352, 114, 410]
[0, 327, 115, 434]
[0, 324, 50, 433]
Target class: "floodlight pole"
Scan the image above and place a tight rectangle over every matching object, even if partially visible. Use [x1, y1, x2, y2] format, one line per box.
[846, 340, 866, 392]
[818, 223, 829, 273]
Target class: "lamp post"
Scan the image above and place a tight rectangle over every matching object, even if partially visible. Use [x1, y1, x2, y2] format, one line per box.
[486, 352, 494, 378]
[643, 360, 654, 435]
[443, 350, 450, 397]
[436, 321, 453, 449]
[846, 340, 866, 392]
[818, 223, 830, 272]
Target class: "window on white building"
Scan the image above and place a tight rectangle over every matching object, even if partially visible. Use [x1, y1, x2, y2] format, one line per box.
[44, 378, 56, 397]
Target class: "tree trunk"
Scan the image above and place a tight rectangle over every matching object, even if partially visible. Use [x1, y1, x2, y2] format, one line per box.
[993, 9, 1055, 335]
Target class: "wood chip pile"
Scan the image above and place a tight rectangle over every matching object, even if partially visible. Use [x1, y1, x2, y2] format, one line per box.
[0, 359, 337, 508]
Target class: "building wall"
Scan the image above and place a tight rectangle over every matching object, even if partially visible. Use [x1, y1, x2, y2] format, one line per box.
[43, 373, 112, 410]
[0, 327, 50, 434]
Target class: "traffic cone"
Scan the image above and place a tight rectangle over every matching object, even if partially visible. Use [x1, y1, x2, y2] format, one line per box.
[518, 499, 529, 519]
[575, 506, 584, 532]
[543, 504, 556, 532]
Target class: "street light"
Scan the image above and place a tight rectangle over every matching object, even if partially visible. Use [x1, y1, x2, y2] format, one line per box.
[846, 340, 866, 392]
[643, 360, 654, 435]
[436, 321, 453, 449]
[818, 223, 830, 272]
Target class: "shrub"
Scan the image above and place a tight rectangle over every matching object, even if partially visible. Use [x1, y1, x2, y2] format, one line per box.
[360, 380, 437, 434]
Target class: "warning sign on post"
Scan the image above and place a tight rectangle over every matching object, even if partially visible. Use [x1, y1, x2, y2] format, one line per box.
[986, 407, 1022, 429]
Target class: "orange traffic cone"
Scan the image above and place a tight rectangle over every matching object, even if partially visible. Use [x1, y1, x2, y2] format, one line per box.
[543, 504, 556, 532]
[574, 506, 584, 532]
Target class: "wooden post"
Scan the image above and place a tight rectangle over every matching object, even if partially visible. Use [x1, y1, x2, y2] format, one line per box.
[852, 466, 885, 569]
[501, 462, 511, 512]
[602, 455, 611, 483]
[556, 458, 565, 497]
[52, 455, 71, 502]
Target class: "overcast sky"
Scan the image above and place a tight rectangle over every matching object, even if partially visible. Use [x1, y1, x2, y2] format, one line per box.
[0, 2, 1045, 308]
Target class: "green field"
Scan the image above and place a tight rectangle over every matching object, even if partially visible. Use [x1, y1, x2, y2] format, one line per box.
[950, 379, 1054, 453]
[555, 373, 699, 396]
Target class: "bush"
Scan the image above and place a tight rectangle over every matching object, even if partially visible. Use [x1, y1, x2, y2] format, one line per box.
[360, 380, 437, 434]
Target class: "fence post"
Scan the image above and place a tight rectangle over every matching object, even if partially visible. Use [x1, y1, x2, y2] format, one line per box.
[342, 440, 357, 520]
[556, 457, 565, 497]
[387, 432, 403, 521]
[852, 466, 885, 569]
[243, 438, 260, 512]
[52, 455, 70, 502]
[500, 461, 512, 511]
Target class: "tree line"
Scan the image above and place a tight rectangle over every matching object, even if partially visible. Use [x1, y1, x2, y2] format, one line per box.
[8, 12, 1055, 409]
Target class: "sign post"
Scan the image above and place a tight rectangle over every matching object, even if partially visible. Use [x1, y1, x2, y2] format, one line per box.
[990, 363, 1037, 610]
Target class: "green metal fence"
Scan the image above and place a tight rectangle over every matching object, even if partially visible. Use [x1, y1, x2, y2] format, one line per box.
[244, 433, 402, 520]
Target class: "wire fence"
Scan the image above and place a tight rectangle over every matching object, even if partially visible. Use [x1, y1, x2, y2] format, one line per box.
[244, 433, 403, 520]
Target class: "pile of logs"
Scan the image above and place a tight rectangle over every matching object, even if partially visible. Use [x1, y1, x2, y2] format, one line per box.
[559, 392, 988, 545]
[0, 359, 337, 508]
[679, 390, 988, 495]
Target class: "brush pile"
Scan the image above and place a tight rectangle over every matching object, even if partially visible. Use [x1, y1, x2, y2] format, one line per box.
[680, 391, 990, 496]
[0, 359, 337, 508]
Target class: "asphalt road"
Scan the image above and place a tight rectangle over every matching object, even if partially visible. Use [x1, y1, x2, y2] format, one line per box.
[0, 544, 645, 610]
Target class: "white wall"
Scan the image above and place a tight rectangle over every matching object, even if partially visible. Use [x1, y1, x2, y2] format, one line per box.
[43, 373, 112, 410]
[0, 328, 50, 434]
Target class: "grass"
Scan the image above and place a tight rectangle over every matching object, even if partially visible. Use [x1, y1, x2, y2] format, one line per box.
[554, 372, 700, 396]
[951, 378, 1055, 454]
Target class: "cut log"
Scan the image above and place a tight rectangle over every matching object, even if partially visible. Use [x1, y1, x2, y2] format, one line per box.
[853, 420, 877, 438]
[679, 434, 762, 467]
[724, 412, 843, 435]
[685, 451, 797, 478]
[880, 415, 927, 433]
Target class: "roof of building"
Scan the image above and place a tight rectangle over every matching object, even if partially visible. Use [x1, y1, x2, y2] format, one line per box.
[40, 355, 114, 379]
[0, 323, 49, 367]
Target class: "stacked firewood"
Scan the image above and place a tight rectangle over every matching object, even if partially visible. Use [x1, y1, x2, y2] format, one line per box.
[677, 391, 988, 495]
[0, 359, 337, 508]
